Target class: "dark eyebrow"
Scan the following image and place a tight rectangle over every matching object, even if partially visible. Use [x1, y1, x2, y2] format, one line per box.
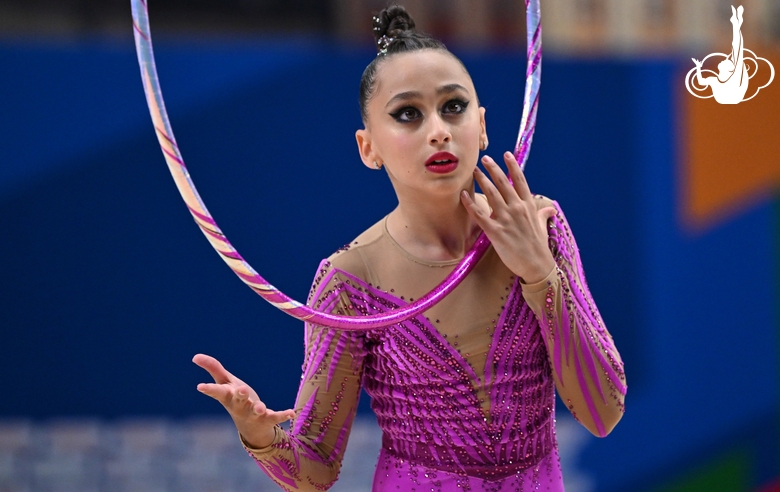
[385, 83, 469, 109]
[437, 83, 468, 95]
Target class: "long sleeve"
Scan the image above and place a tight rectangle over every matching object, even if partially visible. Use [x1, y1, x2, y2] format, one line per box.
[242, 260, 368, 491]
[521, 200, 627, 437]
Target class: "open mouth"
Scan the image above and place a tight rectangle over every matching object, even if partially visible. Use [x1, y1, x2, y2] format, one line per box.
[427, 159, 455, 167]
[425, 153, 459, 174]
[425, 152, 459, 168]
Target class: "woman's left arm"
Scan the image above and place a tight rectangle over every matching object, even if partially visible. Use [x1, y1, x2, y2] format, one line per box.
[520, 200, 627, 437]
[461, 151, 626, 437]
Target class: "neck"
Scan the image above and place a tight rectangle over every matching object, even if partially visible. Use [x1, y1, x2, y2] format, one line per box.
[387, 185, 482, 261]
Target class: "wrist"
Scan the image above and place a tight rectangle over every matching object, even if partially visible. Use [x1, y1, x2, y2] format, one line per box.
[517, 257, 556, 285]
[239, 425, 277, 450]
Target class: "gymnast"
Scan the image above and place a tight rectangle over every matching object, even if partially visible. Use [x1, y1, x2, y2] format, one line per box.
[692, 5, 749, 104]
[193, 5, 626, 490]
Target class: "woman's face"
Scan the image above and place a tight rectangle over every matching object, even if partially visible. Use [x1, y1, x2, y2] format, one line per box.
[356, 50, 487, 199]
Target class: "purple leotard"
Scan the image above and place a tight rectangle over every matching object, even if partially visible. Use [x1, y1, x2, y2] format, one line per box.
[243, 199, 626, 491]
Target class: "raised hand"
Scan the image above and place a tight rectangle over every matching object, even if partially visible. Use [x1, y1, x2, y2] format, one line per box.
[460, 151, 556, 285]
[692, 58, 703, 67]
[193, 353, 295, 448]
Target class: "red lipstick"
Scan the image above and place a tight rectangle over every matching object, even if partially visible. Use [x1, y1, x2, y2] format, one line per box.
[425, 152, 459, 174]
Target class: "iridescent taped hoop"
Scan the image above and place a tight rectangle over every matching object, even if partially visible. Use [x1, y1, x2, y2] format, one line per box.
[130, 0, 542, 330]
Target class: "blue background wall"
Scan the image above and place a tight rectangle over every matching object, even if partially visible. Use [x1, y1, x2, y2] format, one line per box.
[1, 40, 777, 491]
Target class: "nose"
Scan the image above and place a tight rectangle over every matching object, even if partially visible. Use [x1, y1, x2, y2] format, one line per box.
[428, 113, 452, 145]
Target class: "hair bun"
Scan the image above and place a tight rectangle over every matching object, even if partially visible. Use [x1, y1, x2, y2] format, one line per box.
[360, 4, 449, 120]
[373, 5, 416, 45]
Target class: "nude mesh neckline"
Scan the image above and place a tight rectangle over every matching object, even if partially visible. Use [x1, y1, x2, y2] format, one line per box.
[381, 215, 465, 268]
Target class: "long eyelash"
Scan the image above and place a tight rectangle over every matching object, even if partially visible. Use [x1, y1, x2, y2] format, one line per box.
[445, 99, 470, 112]
[389, 107, 416, 119]
[388, 99, 469, 122]
[389, 106, 421, 123]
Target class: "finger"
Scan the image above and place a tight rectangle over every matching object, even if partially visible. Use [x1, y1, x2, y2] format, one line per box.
[539, 206, 557, 220]
[473, 167, 515, 221]
[248, 399, 265, 417]
[481, 155, 519, 205]
[472, 167, 507, 216]
[504, 152, 532, 201]
[200, 383, 261, 414]
[477, 156, 520, 212]
[503, 152, 533, 202]
[537, 206, 557, 229]
[193, 354, 233, 384]
[197, 382, 232, 403]
[228, 385, 263, 415]
[235, 384, 251, 402]
[460, 190, 491, 231]
[264, 408, 296, 426]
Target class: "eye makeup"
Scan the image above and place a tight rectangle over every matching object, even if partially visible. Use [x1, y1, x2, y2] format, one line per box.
[388, 98, 470, 123]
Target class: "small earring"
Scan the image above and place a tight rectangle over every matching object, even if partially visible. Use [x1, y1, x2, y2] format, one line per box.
[481, 141, 488, 150]
[374, 161, 383, 170]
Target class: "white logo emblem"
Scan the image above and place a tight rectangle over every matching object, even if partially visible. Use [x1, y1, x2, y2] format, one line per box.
[685, 5, 774, 104]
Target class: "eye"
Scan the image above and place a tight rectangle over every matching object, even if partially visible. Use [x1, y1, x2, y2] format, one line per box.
[443, 99, 469, 115]
[389, 106, 422, 123]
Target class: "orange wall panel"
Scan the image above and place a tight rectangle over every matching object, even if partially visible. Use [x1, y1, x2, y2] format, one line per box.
[681, 49, 780, 230]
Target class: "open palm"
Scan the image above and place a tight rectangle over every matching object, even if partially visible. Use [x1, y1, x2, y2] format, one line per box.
[193, 353, 295, 448]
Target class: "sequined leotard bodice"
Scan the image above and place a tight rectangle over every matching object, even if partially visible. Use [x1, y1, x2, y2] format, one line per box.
[243, 198, 626, 491]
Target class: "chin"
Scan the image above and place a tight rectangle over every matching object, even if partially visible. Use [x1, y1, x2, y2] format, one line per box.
[424, 176, 473, 197]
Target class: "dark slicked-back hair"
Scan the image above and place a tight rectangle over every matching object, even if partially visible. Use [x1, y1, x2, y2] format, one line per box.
[359, 5, 457, 122]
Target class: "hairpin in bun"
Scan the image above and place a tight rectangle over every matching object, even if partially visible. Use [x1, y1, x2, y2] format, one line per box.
[377, 35, 395, 56]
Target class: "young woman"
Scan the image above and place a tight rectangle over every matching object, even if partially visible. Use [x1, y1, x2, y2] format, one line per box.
[194, 5, 626, 491]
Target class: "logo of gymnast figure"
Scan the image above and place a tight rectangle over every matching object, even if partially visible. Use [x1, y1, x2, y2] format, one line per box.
[685, 5, 775, 104]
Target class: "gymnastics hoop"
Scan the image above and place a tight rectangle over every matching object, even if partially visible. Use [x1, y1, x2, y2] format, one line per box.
[130, 0, 542, 330]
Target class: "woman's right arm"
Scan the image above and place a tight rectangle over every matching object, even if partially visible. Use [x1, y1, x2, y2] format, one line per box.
[243, 315, 367, 492]
[195, 265, 368, 491]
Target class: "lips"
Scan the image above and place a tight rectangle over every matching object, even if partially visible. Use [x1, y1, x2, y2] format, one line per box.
[425, 151, 459, 174]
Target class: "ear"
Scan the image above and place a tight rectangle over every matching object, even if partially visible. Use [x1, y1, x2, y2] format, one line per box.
[356, 128, 381, 170]
[479, 106, 487, 146]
